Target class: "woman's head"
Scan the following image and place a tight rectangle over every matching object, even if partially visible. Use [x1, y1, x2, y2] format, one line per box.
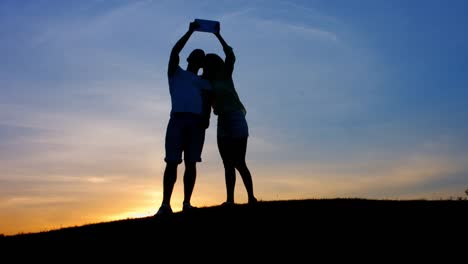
[203, 53, 225, 80]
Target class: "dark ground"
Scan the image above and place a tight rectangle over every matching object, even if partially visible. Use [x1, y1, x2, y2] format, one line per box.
[1, 198, 467, 260]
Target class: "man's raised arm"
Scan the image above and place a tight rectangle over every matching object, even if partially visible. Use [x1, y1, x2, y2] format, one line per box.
[168, 22, 199, 77]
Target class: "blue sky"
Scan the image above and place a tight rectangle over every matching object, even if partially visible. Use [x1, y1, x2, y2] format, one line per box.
[1, 0, 467, 235]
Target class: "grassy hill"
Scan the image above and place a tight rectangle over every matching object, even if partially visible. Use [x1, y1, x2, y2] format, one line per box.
[2, 198, 467, 259]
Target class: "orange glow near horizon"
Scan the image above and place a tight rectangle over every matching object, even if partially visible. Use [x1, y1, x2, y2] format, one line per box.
[1, 155, 465, 236]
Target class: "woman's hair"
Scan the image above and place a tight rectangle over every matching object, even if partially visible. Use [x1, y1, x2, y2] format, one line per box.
[205, 53, 224, 67]
[203, 53, 225, 80]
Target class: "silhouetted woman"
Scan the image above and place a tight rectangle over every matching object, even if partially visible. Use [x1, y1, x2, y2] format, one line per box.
[203, 28, 257, 205]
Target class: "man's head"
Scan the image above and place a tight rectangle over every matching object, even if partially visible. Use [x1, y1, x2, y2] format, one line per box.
[187, 49, 205, 70]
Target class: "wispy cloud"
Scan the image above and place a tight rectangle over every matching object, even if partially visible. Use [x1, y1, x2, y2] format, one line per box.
[254, 18, 338, 42]
[288, 24, 338, 41]
[1, 196, 79, 207]
[217, 7, 256, 21]
[277, 0, 338, 23]
[255, 152, 468, 200]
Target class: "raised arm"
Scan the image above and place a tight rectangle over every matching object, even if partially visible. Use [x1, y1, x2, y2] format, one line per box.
[214, 30, 235, 77]
[168, 22, 199, 77]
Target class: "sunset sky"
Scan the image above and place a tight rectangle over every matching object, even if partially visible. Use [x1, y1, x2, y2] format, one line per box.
[1, 0, 468, 235]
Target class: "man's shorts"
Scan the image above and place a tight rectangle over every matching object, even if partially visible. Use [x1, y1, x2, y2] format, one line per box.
[165, 112, 206, 164]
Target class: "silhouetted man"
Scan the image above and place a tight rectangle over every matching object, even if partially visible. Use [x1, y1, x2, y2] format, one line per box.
[156, 21, 212, 216]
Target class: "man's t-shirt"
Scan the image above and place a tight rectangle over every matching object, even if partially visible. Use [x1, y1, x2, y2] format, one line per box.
[168, 66, 211, 115]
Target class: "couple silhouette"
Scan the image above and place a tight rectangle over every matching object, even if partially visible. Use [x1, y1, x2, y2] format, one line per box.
[156, 21, 257, 216]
